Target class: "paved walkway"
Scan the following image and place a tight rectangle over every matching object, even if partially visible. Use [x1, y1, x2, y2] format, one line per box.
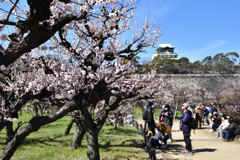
[137, 120, 240, 160]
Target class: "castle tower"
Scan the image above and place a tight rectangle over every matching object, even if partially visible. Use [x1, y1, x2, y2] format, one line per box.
[152, 42, 180, 60]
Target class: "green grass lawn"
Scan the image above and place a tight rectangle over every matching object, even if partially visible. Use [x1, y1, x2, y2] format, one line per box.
[0, 112, 149, 160]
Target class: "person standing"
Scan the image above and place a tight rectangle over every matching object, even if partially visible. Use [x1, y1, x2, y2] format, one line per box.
[176, 103, 192, 154]
[201, 104, 209, 126]
[144, 103, 155, 131]
[212, 103, 218, 115]
[195, 106, 202, 128]
[161, 104, 173, 143]
[158, 105, 165, 122]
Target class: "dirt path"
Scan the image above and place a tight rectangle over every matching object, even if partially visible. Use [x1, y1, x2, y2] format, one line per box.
[137, 120, 240, 160]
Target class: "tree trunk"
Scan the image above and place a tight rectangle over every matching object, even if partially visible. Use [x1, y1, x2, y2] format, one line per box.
[86, 128, 100, 160]
[80, 108, 101, 160]
[5, 121, 14, 144]
[0, 100, 78, 160]
[0, 120, 7, 132]
[64, 118, 74, 135]
[70, 118, 86, 149]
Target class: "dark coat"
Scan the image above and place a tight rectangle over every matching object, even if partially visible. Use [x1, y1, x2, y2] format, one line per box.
[213, 117, 222, 126]
[201, 108, 209, 116]
[226, 121, 239, 132]
[162, 110, 173, 126]
[180, 110, 192, 133]
[146, 107, 154, 122]
[212, 107, 218, 113]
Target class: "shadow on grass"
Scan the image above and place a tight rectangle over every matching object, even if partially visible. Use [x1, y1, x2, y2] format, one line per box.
[101, 138, 144, 148]
[20, 133, 71, 147]
[102, 126, 141, 136]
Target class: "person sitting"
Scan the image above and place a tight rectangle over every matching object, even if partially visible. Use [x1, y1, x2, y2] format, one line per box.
[215, 115, 230, 140]
[147, 126, 165, 149]
[156, 122, 171, 148]
[224, 119, 239, 142]
[211, 114, 221, 132]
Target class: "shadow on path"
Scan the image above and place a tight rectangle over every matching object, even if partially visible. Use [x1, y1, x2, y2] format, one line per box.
[194, 148, 217, 153]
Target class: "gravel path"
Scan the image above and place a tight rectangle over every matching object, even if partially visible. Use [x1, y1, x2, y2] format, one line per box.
[136, 119, 240, 160]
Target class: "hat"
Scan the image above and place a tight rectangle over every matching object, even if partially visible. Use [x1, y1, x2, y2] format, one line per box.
[196, 106, 201, 109]
[213, 102, 217, 105]
[145, 104, 149, 107]
[182, 103, 189, 108]
[149, 102, 154, 106]
[165, 104, 170, 109]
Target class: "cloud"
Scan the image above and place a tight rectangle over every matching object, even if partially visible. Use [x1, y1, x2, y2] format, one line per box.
[190, 40, 228, 54]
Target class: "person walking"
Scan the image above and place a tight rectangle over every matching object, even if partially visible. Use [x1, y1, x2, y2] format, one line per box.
[161, 104, 173, 143]
[201, 104, 209, 126]
[176, 103, 192, 154]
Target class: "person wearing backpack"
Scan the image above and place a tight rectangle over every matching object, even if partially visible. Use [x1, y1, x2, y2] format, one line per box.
[161, 104, 173, 143]
[143, 103, 155, 132]
[176, 103, 192, 154]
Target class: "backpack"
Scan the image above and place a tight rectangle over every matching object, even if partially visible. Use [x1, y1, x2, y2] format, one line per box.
[190, 117, 197, 134]
[142, 108, 147, 120]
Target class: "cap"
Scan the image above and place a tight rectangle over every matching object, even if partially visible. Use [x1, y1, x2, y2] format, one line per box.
[182, 103, 189, 108]
[145, 104, 149, 107]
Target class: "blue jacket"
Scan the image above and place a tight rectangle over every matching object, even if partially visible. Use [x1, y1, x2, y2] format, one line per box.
[180, 110, 192, 133]
[209, 106, 213, 114]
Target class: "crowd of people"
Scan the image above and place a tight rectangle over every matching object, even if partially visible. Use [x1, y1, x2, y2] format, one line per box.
[142, 102, 240, 154]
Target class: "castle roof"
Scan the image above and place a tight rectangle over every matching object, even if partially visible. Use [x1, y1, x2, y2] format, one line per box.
[158, 42, 175, 48]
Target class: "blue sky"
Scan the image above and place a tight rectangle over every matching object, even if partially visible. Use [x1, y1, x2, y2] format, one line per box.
[133, 0, 240, 63]
[1, 0, 240, 63]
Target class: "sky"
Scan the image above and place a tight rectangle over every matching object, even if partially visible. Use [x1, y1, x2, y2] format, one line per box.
[1, 0, 240, 63]
[133, 0, 240, 63]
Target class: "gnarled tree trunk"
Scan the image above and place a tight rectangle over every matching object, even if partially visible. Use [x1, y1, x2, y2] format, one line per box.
[64, 118, 74, 135]
[0, 100, 78, 160]
[70, 118, 86, 149]
[5, 121, 14, 144]
[86, 128, 100, 160]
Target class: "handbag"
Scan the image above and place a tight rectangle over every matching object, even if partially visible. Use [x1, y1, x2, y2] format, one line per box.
[159, 116, 165, 122]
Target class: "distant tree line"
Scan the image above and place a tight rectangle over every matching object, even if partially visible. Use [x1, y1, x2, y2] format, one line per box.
[139, 52, 240, 74]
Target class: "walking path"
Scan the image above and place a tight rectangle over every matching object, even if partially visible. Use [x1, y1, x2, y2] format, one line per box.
[137, 120, 240, 160]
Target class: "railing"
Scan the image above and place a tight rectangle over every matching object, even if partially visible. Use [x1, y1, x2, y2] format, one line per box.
[129, 120, 156, 160]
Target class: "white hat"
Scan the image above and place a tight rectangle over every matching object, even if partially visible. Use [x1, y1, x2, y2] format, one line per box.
[182, 103, 189, 108]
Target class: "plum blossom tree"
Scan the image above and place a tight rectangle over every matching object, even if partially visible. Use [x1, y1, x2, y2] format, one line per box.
[0, 0, 162, 159]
